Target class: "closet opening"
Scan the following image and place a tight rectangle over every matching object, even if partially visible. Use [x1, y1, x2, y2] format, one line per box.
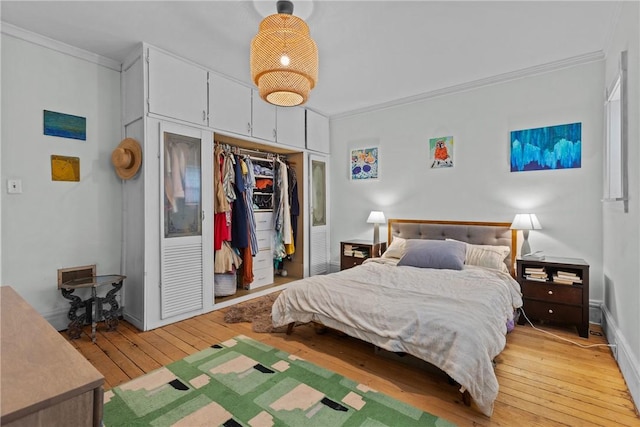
[213, 133, 303, 305]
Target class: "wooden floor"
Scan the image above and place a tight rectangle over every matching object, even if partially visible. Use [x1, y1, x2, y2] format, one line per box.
[63, 310, 639, 426]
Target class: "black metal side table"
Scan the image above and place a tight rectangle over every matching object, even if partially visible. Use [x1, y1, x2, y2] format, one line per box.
[59, 274, 125, 343]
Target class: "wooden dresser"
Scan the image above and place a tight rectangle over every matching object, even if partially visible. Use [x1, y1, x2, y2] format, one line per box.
[1, 286, 104, 427]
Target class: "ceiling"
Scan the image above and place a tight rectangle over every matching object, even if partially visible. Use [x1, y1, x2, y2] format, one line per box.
[0, 1, 622, 118]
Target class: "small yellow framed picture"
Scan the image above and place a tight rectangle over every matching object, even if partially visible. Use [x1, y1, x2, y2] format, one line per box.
[51, 155, 80, 182]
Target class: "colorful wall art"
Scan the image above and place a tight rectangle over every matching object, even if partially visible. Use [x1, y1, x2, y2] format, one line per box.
[44, 110, 87, 141]
[429, 136, 454, 168]
[51, 155, 80, 182]
[510, 122, 581, 172]
[351, 147, 379, 180]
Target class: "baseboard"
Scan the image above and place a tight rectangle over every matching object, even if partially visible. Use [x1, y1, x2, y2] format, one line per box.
[601, 304, 640, 412]
[42, 307, 71, 331]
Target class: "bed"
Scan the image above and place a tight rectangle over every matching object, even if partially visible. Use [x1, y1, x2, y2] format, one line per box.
[271, 219, 523, 416]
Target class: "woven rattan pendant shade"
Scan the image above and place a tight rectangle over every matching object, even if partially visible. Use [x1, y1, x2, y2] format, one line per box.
[251, 7, 318, 107]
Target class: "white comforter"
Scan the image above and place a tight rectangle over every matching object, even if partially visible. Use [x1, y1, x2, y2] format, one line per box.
[271, 258, 523, 416]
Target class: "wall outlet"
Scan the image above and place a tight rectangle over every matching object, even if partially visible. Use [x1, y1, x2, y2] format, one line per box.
[7, 179, 22, 194]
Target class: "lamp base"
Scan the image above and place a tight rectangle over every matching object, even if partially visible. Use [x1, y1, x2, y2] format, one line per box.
[520, 230, 531, 256]
[373, 224, 380, 244]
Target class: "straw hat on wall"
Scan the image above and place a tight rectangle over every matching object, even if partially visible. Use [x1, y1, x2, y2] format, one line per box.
[111, 138, 142, 180]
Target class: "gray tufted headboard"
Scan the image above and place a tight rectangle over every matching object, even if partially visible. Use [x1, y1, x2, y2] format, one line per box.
[387, 219, 516, 276]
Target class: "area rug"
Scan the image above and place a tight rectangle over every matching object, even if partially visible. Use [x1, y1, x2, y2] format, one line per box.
[223, 292, 282, 333]
[103, 335, 456, 426]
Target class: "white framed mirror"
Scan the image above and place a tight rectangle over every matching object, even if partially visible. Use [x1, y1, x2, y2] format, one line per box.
[603, 50, 628, 213]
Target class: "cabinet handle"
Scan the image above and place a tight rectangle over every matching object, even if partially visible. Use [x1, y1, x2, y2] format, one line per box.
[273, 129, 277, 139]
[548, 309, 554, 314]
[202, 110, 206, 122]
[548, 290, 553, 295]
[247, 122, 251, 133]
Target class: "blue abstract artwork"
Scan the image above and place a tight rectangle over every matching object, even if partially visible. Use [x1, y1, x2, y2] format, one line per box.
[510, 122, 581, 172]
[43, 110, 86, 140]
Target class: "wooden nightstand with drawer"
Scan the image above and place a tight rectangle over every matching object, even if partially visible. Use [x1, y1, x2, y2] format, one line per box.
[516, 256, 590, 338]
[340, 240, 387, 271]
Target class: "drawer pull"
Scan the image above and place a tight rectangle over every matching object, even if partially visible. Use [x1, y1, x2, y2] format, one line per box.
[548, 290, 553, 295]
[548, 309, 554, 314]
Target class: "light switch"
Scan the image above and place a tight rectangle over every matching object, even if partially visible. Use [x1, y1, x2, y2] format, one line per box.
[7, 179, 22, 194]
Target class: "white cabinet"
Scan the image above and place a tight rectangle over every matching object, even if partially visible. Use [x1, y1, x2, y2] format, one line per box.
[122, 48, 215, 330]
[249, 212, 275, 290]
[277, 107, 306, 148]
[251, 90, 277, 142]
[147, 47, 208, 126]
[209, 74, 252, 136]
[207, 75, 306, 150]
[306, 109, 330, 153]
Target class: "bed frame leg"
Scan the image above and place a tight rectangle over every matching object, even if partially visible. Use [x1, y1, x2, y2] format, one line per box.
[286, 322, 295, 335]
[462, 390, 471, 407]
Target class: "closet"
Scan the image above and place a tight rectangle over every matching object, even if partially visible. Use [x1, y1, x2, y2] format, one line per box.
[119, 42, 328, 331]
[212, 136, 304, 304]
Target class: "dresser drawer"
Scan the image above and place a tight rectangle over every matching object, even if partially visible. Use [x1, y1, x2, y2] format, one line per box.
[251, 265, 274, 289]
[254, 212, 273, 231]
[523, 300, 583, 324]
[340, 255, 365, 270]
[255, 230, 272, 251]
[253, 249, 273, 271]
[521, 282, 582, 305]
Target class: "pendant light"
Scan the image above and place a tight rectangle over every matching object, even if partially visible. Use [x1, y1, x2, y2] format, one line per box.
[250, 0, 318, 107]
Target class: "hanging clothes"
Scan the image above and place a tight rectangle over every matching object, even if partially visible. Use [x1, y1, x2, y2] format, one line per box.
[243, 157, 259, 257]
[288, 164, 300, 253]
[231, 154, 249, 249]
[214, 241, 242, 274]
[214, 144, 231, 250]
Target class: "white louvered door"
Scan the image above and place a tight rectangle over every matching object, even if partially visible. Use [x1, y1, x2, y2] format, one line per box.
[159, 122, 213, 319]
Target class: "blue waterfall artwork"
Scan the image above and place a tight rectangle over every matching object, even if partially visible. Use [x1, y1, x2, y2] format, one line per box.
[43, 110, 87, 141]
[510, 122, 581, 172]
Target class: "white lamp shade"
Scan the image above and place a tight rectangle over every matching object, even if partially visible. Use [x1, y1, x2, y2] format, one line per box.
[367, 211, 386, 224]
[510, 213, 542, 230]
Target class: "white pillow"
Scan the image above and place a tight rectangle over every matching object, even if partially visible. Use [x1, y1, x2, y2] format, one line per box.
[382, 237, 407, 259]
[447, 239, 510, 272]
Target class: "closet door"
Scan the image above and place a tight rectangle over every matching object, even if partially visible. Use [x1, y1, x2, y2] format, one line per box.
[159, 122, 213, 319]
[308, 154, 330, 275]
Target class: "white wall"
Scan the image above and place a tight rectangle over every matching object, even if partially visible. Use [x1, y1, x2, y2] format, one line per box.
[330, 61, 604, 297]
[602, 0, 640, 409]
[1, 34, 122, 327]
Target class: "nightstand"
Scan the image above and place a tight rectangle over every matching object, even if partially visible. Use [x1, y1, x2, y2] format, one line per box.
[516, 256, 590, 338]
[340, 240, 387, 271]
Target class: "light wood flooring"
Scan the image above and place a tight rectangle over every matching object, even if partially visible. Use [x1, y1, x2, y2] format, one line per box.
[63, 309, 639, 426]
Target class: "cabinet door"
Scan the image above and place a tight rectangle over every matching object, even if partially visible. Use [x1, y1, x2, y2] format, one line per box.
[276, 106, 305, 148]
[159, 122, 213, 320]
[209, 74, 252, 136]
[147, 47, 208, 126]
[309, 154, 330, 275]
[306, 109, 330, 153]
[251, 90, 277, 142]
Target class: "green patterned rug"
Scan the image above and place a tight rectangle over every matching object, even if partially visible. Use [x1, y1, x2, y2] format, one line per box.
[103, 335, 456, 426]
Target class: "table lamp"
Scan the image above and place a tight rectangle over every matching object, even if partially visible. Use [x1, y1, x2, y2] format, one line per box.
[510, 213, 542, 256]
[367, 211, 386, 244]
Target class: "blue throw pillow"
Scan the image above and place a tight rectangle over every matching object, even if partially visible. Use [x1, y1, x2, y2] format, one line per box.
[397, 239, 466, 270]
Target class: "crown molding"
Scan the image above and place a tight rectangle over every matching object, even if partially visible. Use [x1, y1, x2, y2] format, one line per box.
[331, 51, 605, 121]
[0, 22, 121, 71]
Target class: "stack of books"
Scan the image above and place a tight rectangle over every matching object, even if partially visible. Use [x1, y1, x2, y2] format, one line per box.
[552, 270, 582, 285]
[353, 249, 368, 258]
[344, 244, 369, 258]
[524, 266, 548, 282]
